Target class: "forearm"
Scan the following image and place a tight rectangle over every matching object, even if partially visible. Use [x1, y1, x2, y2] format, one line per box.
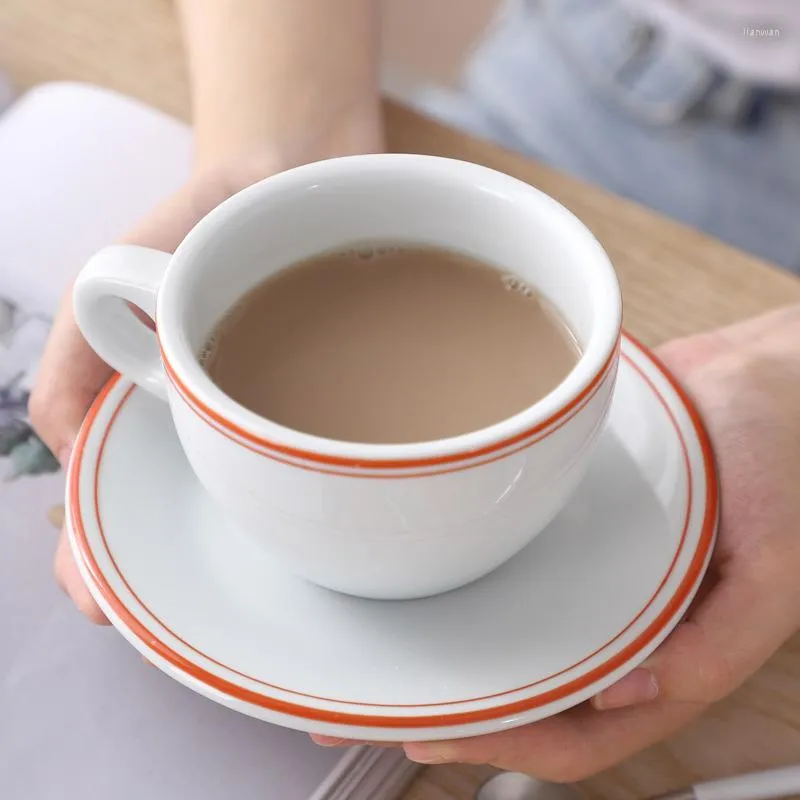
[176, 0, 383, 177]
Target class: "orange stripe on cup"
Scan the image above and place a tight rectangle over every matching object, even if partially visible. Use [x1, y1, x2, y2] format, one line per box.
[164, 354, 618, 479]
[157, 332, 621, 471]
[68, 335, 719, 728]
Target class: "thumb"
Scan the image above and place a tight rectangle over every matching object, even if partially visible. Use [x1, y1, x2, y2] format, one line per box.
[593, 571, 794, 711]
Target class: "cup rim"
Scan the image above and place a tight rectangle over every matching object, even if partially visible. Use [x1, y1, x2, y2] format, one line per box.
[157, 154, 622, 469]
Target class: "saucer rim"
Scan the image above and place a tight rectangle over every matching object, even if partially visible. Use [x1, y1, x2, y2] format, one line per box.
[67, 331, 718, 730]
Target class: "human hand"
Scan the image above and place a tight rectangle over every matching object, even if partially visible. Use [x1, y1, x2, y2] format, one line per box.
[29, 165, 286, 623]
[332, 307, 800, 778]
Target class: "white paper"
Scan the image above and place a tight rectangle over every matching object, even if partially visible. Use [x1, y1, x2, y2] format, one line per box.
[0, 81, 192, 315]
[0, 82, 343, 799]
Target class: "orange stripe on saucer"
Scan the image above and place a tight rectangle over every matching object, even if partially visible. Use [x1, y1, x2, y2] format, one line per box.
[68, 334, 719, 728]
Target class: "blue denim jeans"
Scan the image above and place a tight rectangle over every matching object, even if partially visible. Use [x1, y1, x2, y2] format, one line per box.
[414, 0, 800, 272]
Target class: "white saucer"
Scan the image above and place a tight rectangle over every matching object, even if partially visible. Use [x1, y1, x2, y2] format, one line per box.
[66, 333, 718, 742]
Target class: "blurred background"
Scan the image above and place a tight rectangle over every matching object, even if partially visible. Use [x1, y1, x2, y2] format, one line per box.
[383, 0, 498, 95]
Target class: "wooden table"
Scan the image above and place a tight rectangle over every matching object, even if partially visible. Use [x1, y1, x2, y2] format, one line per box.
[2, 2, 800, 799]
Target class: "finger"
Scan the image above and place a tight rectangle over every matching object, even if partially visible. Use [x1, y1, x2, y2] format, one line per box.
[311, 735, 400, 748]
[28, 287, 113, 465]
[655, 305, 800, 376]
[54, 527, 109, 625]
[655, 330, 730, 376]
[404, 691, 700, 781]
[311, 735, 359, 747]
[597, 563, 798, 711]
[405, 572, 797, 780]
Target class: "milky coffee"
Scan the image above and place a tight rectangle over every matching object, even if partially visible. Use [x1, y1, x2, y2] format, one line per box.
[201, 244, 579, 444]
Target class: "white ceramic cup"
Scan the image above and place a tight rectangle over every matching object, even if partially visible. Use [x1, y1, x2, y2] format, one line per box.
[73, 154, 622, 600]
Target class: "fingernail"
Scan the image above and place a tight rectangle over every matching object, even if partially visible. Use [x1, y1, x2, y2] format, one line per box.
[312, 736, 349, 747]
[47, 504, 66, 529]
[593, 668, 659, 710]
[403, 743, 458, 764]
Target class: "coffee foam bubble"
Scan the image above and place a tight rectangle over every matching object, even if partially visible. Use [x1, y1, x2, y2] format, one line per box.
[502, 274, 536, 298]
[342, 244, 403, 260]
[198, 335, 217, 365]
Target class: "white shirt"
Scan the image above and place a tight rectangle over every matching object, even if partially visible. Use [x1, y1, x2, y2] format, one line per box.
[624, 0, 800, 87]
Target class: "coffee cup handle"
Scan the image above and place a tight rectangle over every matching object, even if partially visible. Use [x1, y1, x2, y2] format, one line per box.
[73, 245, 171, 400]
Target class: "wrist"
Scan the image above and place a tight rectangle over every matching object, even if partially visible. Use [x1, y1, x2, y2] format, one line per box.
[191, 96, 384, 193]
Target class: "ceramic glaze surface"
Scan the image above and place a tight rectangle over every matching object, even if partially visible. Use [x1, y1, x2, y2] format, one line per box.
[66, 335, 718, 741]
[73, 155, 622, 598]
